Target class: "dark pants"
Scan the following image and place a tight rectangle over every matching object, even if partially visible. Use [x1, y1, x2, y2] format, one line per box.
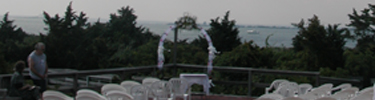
[32, 79, 47, 93]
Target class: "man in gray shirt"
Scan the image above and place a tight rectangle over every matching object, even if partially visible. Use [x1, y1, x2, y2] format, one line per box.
[28, 42, 48, 93]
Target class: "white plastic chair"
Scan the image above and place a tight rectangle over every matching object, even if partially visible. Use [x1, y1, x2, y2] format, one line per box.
[281, 97, 303, 100]
[351, 86, 373, 100]
[76, 94, 107, 100]
[106, 91, 134, 100]
[332, 83, 351, 93]
[331, 87, 358, 100]
[142, 77, 161, 88]
[121, 80, 141, 93]
[313, 83, 333, 96]
[255, 98, 273, 100]
[256, 93, 284, 100]
[298, 83, 312, 95]
[265, 79, 289, 94]
[358, 86, 373, 94]
[300, 83, 333, 100]
[43, 90, 74, 100]
[131, 85, 149, 100]
[101, 84, 128, 95]
[350, 93, 373, 100]
[77, 89, 107, 100]
[273, 84, 299, 97]
[316, 97, 337, 100]
[169, 78, 190, 100]
[299, 93, 318, 100]
[151, 81, 173, 100]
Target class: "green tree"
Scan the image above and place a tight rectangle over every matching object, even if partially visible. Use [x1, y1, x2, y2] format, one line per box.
[214, 41, 272, 68]
[106, 6, 158, 67]
[343, 48, 375, 87]
[292, 15, 350, 70]
[0, 13, 27, 43]
[43, 2, 89, 69]
[80, 21, 111, 69]
[107, 6, 156, 49]
[0, 13, 34, 63]
[348, 4, 375, 51]
[0, 13, 38, 73]
[192, 11, 241, 52]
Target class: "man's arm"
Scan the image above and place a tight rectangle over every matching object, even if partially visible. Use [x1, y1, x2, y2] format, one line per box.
[28, 57, 44, 79]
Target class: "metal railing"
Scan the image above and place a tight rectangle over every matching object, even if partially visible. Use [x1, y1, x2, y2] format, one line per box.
[0, 64, 361, 97]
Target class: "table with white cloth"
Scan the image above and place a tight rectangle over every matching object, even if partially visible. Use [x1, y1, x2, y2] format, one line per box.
[179, 73, 211, 95]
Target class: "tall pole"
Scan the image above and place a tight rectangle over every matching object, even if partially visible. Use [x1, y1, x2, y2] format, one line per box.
[173, 28, 178, 65]
[173, 27, 178, 76]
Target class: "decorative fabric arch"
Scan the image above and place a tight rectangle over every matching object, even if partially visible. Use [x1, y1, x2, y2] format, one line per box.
[157, 25, 217, 74]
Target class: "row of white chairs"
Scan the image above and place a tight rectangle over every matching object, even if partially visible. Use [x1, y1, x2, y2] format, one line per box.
[43, 77, 191, 100]
[259, 79, 374, 100]
[132, 77, 191, 100]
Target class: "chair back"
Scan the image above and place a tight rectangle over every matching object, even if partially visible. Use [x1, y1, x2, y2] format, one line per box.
[101, 84, 128, 95]
[281, 97, 303, 100]
[300, 84, 333, 100]
[121, 80, 141, 93]
[44, 95, 66, 100]
[351, 86, 373, 100]
[331, 87, 358, 100]
[130, 85, 149, 100]
[76, 94, 107, 100]
[151, 81, 172, 99]
[169, 78, 189, 94]
[106, 91, 134, 100]
[298, 83, 312, 95]
[142, 77, 160, 88]
[273, 84, 299, 97]
[332, 83, 351, 93]
[315, 83, 333, 96]
[265, 79, 288, 94]
[43, 90, 73, 100]
[315, 97, 336, 100]
[77, 89, 107, 100]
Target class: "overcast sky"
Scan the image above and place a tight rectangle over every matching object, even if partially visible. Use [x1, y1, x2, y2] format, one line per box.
[0, 0, 374, 26]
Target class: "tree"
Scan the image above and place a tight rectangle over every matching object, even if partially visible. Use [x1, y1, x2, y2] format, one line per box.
[343, 48, 375, 87]
[107, 6, 156, 49]
[103, 6, 158, 66]
[0, 13, 27, 43]
[191, 11, 241, 53]
[0, 13, 33, 63]
[348, 4, 375, 51]
[106, 6, 158, 67]
[292, 15, 350, 70]
[215, 41, 264, 67]
[43, 2, 89, 68]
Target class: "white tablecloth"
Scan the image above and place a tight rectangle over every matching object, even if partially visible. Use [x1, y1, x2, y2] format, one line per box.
[180, 74, 210, 95]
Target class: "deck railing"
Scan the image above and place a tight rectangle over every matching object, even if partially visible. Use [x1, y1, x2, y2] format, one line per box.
[0, 64, 361, 97]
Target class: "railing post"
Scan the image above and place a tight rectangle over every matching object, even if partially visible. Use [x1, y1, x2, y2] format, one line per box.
[315, 74, 320, 87]
[73, 73, 79, 92]
[121, 70, 127, 80]
[0, 77, 2, 88]
[248, 70, 252, 97]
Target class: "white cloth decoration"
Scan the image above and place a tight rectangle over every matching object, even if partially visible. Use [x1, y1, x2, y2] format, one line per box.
[157, 25, 175, 69]
[157, 26, 217, 74]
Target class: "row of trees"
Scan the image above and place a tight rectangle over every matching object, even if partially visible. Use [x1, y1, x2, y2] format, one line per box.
[1, 2, 375, 95]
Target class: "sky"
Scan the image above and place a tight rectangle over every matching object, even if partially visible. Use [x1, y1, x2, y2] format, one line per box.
[0, 0, 374, 26]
